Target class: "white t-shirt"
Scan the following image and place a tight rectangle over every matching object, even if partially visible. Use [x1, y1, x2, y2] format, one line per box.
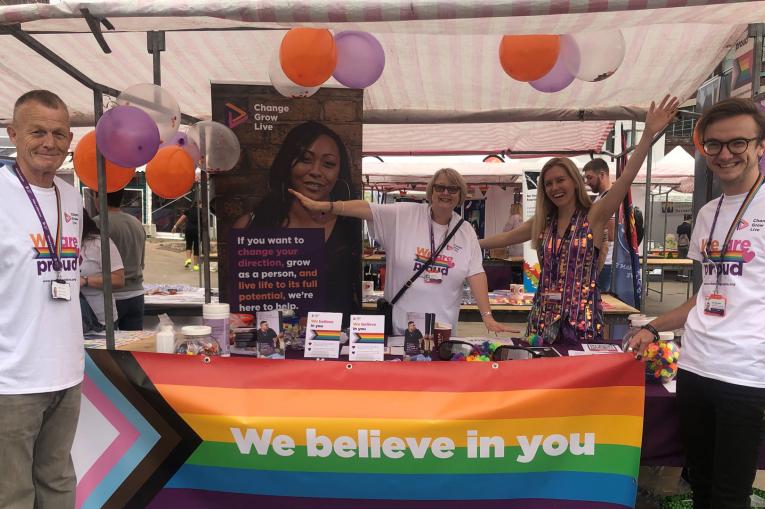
[368, 202, 485, 335]
[0, 167, 84, 394]
[81, 236, 124, 325]
[680, 188, 765, 388]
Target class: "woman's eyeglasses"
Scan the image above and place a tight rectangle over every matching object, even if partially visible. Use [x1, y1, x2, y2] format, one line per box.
[702, 137, 758, 156]
[433, 184, 460, 195]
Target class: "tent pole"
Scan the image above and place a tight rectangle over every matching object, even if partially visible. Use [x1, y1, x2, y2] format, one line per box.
[640, 122, 652, 312]
[93, 90, 115, 350]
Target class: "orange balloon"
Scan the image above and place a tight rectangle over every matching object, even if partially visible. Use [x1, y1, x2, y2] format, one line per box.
[280, 28, 337, 87]
[692, 123, 704, 154]
[499, 35, 560, 82]
[145, 146, 195, 199]
[73, 130, 135, 192]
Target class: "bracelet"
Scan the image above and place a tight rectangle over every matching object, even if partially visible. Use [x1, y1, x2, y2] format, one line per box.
[338, 201, 345, 215]
[481, 311, 492, 318]
[640, 323, 660, 342]
[328, 201, 334, 214]
[83, 276, 89, 287]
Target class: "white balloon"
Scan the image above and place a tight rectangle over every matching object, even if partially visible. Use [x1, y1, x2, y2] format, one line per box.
[565, 30, 625, 82]
[117, 83, 181, 143]
[187, 121, 241, 173]
[268, 46, 319, 98]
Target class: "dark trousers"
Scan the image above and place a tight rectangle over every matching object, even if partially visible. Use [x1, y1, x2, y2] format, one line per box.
[676, 369, 765, 509]
[116, 294, 145, 331]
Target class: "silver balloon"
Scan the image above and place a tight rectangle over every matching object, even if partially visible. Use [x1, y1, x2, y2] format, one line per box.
[187, 121, 241, 173]
[117, 83, 181, 144]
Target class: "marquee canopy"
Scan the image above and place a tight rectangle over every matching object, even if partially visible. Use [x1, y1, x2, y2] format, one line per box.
[0, 1, 761, 154]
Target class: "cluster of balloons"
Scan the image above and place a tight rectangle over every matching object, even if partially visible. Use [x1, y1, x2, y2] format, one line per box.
[73, 83, 241, 199]
[270, 28, 385, 98]
[498, 30, 626, 93]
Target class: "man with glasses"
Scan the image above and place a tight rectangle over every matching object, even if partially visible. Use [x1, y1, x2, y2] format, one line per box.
[627, 98, 765, 509]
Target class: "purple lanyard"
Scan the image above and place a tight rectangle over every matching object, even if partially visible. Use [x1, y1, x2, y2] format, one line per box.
[11, 164, 63, 274]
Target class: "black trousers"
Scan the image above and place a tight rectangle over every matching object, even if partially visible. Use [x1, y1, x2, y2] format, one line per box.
[676, 369, 765, 509]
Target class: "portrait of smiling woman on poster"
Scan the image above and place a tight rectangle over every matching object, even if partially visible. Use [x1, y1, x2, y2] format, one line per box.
[234, 121, 361, 321]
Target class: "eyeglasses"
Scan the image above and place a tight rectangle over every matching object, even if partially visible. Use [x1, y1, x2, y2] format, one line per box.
[491, 345, 544, 361]
[702, 137, 758, 156]
[437, 340, 480, 360]
[432, 184, 460, 195]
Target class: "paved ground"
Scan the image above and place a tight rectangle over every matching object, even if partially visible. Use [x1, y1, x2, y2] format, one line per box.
[142, 242, 764, 507]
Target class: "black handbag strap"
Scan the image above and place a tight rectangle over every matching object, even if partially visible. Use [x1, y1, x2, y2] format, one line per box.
[390, 218, 465, 306]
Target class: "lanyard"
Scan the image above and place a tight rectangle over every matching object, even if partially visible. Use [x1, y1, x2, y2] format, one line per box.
[428, 208, 452, 259]
[547, 211, 576, 287]
[11, 164, 63, 276]
[704, 173, 764, 290]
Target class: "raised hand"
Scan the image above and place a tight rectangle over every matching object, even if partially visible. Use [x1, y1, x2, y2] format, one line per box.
[645, 94, 680, 136]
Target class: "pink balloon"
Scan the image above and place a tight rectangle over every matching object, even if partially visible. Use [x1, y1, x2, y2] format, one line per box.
[95, 106, 160, 168]
[530, 36, 577, 93]
[332, 31, 385, 89]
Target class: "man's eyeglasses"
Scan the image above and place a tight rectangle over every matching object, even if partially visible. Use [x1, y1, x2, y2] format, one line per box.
[702, 137, 758, 156]
[432, 184, 460, 195]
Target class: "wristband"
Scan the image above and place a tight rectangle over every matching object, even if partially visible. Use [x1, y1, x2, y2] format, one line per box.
[83, 276, 89, 287]
[481, 311, 492, 318]
[328, 201, 334, 214]
[640, 323, 660, 342]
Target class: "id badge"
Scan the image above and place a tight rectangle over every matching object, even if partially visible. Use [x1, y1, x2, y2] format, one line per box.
[51, 279, 71, 301]
[423, 271, 442, 283]
[704, 293, 726, 317]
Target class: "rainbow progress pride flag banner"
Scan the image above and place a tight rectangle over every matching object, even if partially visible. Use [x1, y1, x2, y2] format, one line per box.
[78, 351, 645, 508]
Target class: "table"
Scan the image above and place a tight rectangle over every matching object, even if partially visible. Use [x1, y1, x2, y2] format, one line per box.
[362, 293, 639, 339]
[363, 255, 525, 291]
[643, 257, 694, 301]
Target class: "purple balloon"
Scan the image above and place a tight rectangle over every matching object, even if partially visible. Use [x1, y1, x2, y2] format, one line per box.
[96, 105, 160, 168]
[160, 131, 201, 166]
[530, 35, 577, 93]
[332, 31, 385, 89]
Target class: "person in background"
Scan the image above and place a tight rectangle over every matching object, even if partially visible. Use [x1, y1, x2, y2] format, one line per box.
[676, 214, 692, 258]
[480, 96, 678, 344]
[0, 90, 81, 508]
[256, 320, 277, 347]
[628, 98, 765, 509]
[502, 203, 524, 258]
[289, 168, 515, 336]
[95, 189, 146, 330]
[234, 121, 361, 322]
[171, 204, 199, 271]
[583, 158, 615, 292]
[79, 209, 124, 331]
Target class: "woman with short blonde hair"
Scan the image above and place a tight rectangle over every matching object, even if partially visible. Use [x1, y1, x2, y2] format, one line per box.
[290, 168, 514, 336]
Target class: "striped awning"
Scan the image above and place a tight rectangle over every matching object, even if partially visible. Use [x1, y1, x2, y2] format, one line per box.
[0, 0, 760, 154]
